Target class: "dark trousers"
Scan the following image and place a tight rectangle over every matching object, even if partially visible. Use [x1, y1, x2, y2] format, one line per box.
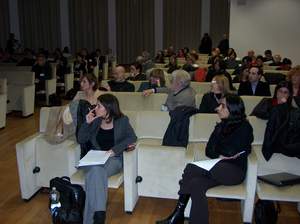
[179, 162, 246, 224]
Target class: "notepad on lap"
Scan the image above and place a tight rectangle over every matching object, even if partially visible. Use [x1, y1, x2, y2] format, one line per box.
[191, 158, 222, 171]
[77, 150, 110, 167]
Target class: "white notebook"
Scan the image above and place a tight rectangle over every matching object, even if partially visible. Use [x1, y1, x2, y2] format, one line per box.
[191, 158, 221, 171]
[77, 150, 110, 167]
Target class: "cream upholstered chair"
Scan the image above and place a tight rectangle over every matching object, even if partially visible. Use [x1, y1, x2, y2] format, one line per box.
[241, 96, 267, 115]
[250, 116, 300, 210]
[185, 115, 264, 223]
[0, 71, 35, 116]
[16, 107, 77, 199]
[16, 108, 136, 200]
[0, 78, 7, 128]
[123, 111, 194, 213]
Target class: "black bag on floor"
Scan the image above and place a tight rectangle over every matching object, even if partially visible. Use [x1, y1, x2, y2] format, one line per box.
[49, 177, 85, 224]
[254, 199, 280, 224]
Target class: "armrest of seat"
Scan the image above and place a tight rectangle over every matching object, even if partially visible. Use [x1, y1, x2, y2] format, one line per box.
[45, 78, 57, 105]
[64, 73, 74, 94]
[123, 148, 138, 213]
[0, 93, 7, 128]
[16, 133, 41, 199]
[241, 150, 258, 222]
[22, 85, 35, 116]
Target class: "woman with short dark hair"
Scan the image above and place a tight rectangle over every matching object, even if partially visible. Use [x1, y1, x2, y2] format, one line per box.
[156, 94, 253, 224]
[77, 94, 137, 224]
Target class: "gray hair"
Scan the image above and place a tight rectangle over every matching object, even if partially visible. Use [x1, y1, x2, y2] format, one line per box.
[171, 69, 191, 88]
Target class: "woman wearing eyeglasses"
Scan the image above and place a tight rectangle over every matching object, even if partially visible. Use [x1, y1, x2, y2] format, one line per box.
[199, 75, 231, 113]
[156, 94, 253, 224]
[77, 94, 137, 224]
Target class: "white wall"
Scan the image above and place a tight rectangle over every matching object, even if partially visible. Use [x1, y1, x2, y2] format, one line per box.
[230, 0, 300, 65]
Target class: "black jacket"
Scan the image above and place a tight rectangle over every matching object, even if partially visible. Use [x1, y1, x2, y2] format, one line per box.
[108, 80, 135, 92]
[162, 106, 199, 147]
[206, 120, 254, 172]
[199, 92, 219, 113]
[238, 81, 271, 96]
[262, 103, 300, 160]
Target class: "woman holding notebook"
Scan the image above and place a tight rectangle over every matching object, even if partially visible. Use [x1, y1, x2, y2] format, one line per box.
[156, 94, 254, 224]
[77, 94, 137, 224]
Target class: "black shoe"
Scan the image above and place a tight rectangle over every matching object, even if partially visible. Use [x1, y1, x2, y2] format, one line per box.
[156, 194, 189, 224]
[93, 211, 106, 224]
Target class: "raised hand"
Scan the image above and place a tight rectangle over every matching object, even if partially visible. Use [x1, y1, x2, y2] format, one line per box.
[86, 108, 99, 124]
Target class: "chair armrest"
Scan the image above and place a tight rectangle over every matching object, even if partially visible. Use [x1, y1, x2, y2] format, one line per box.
[64, 73, 74, 94]
[123, 148, 138, 212]
[22, 85, 35, 116]
[45, 78, 57, 105]
[16, 133, 41, 199]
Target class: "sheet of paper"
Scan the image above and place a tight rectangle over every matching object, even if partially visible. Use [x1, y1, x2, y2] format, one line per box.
[78, 150, 110, 167]
[191, 158, 222, 171]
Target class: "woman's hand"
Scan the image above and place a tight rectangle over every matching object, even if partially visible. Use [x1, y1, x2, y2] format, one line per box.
[106, 149, 115, 157]
[126, 143, 136, 152]
[86, 108, 99, 124]
[143, 89, 154, 96]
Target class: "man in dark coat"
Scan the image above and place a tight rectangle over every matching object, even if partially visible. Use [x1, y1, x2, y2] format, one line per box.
[238, 66, 271, 96]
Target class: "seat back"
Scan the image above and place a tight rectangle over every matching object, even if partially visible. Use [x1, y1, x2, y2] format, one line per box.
[190, 82, 211, 94]
[0, 71, 35, 85]
[241, 96, 266, 115]
[111, 92, 167, 111]
[189, 113, 220, 142]
[135, 111, 170, 139]
[248, 116, 267, 145]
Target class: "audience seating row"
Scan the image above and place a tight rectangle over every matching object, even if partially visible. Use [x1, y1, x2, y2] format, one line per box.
[16, 108, 300, 223]
[106, 91, 267, 116]
[0, 71, 35, 116]
[0, 78, 7, 128]
[126, 80, 276, 97]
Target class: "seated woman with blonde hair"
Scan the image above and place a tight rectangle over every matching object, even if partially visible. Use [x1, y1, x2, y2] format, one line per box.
[199, 74, 231, 113]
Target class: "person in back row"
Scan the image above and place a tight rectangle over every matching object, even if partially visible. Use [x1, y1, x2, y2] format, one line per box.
[199, 75, 231, 113]
[251, 81, 293, 120]
[108, 66, 135, 92]
[138, 68, 166, 92]
[126, 62, 146, 81]
[32, 53, 52, 94]
[156, 94, 253, 224]
[143, 69, 196, 111]
[238, 66, 271, 96]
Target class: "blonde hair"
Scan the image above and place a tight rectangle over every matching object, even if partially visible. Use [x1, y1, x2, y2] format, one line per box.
[212, 75, 230, 94]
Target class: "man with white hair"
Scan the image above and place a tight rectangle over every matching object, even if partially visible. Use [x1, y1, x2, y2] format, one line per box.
[143, 69, 196, 111]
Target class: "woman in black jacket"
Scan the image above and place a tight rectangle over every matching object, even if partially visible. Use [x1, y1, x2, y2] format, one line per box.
[156, 94, 253, 224]
[199, 75, 231, 113]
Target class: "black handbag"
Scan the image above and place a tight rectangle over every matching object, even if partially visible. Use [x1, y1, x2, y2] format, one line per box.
[49, 177, 85, 224]
[254, 199, 280, 224]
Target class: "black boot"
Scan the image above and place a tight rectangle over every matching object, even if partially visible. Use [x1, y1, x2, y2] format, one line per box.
[93, 211, 106, 224]
[156, 194, 190, 224]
